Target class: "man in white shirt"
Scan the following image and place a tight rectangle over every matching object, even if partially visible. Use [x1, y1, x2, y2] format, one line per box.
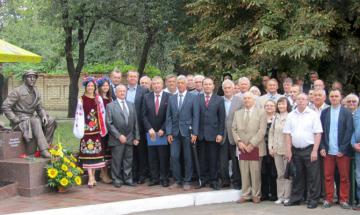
[283, 93, 323, 209]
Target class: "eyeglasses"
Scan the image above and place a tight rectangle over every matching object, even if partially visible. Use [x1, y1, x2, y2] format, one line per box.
[347, 100, 358, 103]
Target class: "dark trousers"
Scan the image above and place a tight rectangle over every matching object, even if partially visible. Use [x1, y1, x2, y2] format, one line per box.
[290, 146, 321, 204]
[133, 133, 149, 181]
[261, 155, 277, 199]
[219, 137, 241, 185]
[199, 140, 220, 183]
[111, 144, 133, 184]
[148, 145, 170, 183]
[170, 135, 193, 184]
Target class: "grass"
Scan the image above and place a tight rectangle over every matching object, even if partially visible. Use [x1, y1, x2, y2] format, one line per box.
[54, 121, 79, 153]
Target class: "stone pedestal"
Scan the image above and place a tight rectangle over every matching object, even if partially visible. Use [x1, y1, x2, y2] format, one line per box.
[0, 131, 25, 160]
[0, 158, 50, 197]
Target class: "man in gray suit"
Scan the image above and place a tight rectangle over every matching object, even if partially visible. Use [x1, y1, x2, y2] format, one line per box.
[219, 80, 243, 189]
[106, 84, 140, 188]
[166, 75, 200, 191]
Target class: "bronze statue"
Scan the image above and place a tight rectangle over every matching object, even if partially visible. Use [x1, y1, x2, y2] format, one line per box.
[1, 70, 57, 158]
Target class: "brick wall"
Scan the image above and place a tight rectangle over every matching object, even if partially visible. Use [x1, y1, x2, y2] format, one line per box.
[6, 73, 105, 111]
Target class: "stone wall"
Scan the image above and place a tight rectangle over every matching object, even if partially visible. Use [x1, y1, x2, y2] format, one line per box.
[6, 73, 105, 111]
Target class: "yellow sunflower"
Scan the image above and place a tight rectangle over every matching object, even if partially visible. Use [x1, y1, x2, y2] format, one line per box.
[47, 168, 58, 178]
[76, 167, 84, 174]
[74, 176, 82, 185]
[59, 177, 69, 187]
[63, 157, 70, 163]
[70, 155, 77, 162]
[66, 171, 73, 178]
[49, 149, 57, 156]
[70, 162, 76, 168]
[61, 164, 68, 171]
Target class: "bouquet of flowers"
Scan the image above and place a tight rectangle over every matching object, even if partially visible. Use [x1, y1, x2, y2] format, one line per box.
[45, 141, 84, 190]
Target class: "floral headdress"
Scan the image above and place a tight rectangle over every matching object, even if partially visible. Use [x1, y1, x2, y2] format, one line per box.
[82, 76, 97, 87]
[96, 76, 110, 87]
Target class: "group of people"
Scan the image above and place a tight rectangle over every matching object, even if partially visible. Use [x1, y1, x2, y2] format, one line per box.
[3, 69, 360, 211]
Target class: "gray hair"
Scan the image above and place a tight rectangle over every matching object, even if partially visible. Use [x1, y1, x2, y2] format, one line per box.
[140, 75, 151, 82]
[243, 91, 255, 99]
[238, 77, 250, 85]
[345, 93, 359, 103]
[194, 75, 205, 81]
[115, 84, 127, 92]
[283, 78, 293, 85]
[127, 70, 139, 77]
[313, 89, 326, 97]
[249, 86, 261, 96]
[222, 79, 235, 89]
[177, 75, 187, 83]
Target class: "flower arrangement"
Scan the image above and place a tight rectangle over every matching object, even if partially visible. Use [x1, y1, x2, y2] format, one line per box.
[46, 141, 84, 190]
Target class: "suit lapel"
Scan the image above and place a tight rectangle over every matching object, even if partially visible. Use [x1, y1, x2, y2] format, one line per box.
[115, 100, 126, 119]
[159, 92, 167, 113]
[180, 92, 189, 112]
[149, 93, 155, 115]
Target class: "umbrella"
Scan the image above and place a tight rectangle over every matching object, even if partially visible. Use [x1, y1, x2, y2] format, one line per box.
[0, 39, 42, 63]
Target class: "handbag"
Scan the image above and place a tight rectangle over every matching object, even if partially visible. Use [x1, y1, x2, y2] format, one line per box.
[284, 160, 296, 179]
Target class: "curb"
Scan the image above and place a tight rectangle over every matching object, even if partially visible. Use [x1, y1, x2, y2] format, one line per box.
[10, 189, 242, 215]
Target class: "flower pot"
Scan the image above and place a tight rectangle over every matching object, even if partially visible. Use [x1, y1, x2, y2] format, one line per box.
[57, 186, 70, 193]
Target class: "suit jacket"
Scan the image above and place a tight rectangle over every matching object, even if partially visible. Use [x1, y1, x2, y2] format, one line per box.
[166, 92, 200, 137]
[198, 94, 226, 142]
[320, 106, 353, 156]
[142, 91, 170, 132]
[232, 107, 267, 156]
[106, 100, 140, 147]
[223, 95, 243, 145]
[132, 85, 149, 131]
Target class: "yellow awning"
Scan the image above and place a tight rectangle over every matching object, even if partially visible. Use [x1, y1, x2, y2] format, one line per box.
[0, 39, 42, 63]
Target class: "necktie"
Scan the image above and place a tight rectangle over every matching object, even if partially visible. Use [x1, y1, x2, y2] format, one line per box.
[121, 101, 129, 124]
[205, 95, 210, 107]
[244, 110, 250, 122]
[155, 94, 160, 115]
[178, 94, 183, 110]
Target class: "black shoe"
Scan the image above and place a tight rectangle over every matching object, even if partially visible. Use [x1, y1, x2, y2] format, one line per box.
[307, 202, 318, 209]
[195, 181, 206, 189]
[221, 182, 230, 188]
[125, 182, 136, 187]
[232, 183, 241, 190]
[113, 182, 122, 188]
[148, 181, 160, 186]
[162, 181, 169, 187]
[284, 200, 301, 206]
[210, 182, 220, 190]
[137, 178, 145, 184]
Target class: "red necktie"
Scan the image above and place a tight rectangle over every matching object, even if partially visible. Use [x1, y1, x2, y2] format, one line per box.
[205, 95, 210, 107]
[155, 94, 160, 115]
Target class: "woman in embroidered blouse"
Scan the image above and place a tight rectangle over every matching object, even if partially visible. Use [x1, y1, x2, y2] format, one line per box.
[96, 77, 113, 184]
[261, 100, 277, 201]
[73, 77, 107, 188]
[268, 97, 292, 204]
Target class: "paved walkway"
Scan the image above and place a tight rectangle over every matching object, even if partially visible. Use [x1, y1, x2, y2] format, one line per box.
[0, 183, 216, 214]
[133, 202, 360, 215]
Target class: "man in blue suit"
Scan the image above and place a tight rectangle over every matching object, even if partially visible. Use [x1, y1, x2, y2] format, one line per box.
[166, 75, 200, 190]
[197, 78, 226, 190]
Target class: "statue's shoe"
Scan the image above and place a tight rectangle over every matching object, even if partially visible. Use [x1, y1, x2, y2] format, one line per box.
[41, 150, 52, 158]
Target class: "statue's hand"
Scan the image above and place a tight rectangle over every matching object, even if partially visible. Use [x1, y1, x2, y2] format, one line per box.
[42, 116, 48, 126]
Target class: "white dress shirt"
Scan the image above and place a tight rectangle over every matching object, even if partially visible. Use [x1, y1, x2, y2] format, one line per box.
[177, 90, 187, 107]
[283, 106, 323, 148]
[154, 91, 163, 104]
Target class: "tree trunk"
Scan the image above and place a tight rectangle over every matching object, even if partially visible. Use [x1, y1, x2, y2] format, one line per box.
[138, 30, 155, 78]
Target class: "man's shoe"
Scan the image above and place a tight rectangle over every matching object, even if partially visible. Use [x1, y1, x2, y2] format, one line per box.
[353, 203, 360, 211]
[162, 181, 169, 187]
[307, 202, 318, 209]
[233, 183, 241, 190]
[124, 182, 136, 187]
[252, 197, 261, 204]
[340, 202, 351, 210]
[322, 200, 331, 208]
[221, 181, 230, 188]
[113, 182, 122, 188]
[195, 181, 206, 189]
[137, 178, 145, 184]
[236, 198, 250, 204]
[284, 200, 301, 206]
[41, 150, 51, 158]
[275, 198, 284, 204]
[148, 181, 160, 186]
[210, 182, 220, 190]
[169, 183, 182, 189]
[183, 184, 191, 191]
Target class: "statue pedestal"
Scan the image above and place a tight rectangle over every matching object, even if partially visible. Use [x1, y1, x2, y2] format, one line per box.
[0, 131, 25, 160]
[0, 158, 50, 197]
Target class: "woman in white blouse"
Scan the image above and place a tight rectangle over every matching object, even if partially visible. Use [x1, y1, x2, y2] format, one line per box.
[269, 97, 292, 204]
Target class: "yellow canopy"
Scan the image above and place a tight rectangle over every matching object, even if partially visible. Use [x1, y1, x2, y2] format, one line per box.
[0, 39, 42, 63]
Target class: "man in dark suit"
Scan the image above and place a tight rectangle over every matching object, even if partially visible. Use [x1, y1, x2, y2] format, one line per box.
[142, 76, 170, 187]
[106, 84, 140, 187]
[126, 70, 150, 184]
[319, 89, 353, 209]
[166, 75, 200, 191]
[197, 78, 226, 190]
[219, 79, 242, 189]
[109, 68, 122, 100]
